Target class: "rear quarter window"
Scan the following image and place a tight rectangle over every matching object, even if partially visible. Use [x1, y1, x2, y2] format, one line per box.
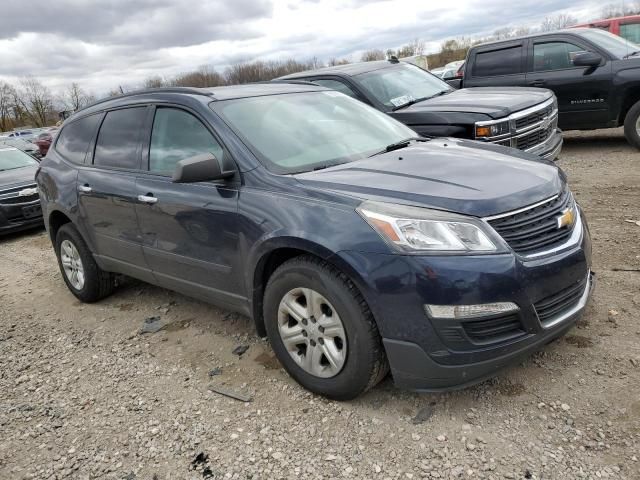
[55, 114, 101, 164]
[472, 45, 523, 77]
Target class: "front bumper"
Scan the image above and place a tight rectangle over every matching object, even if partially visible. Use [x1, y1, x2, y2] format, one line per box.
[337, 213, 592, 391]
[527, 128, 563, 161]
[0, 199, 43, 235]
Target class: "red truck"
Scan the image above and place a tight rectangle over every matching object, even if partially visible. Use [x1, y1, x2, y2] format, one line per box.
[572, 15, 640, 43]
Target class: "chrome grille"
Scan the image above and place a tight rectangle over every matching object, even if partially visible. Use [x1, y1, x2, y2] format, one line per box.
[487, 189, 575, 254]
[0, 184, 39, 205]
[477, 97, 558, 153]
[515, 103, 554, 131]
[515, 127, 554, 150]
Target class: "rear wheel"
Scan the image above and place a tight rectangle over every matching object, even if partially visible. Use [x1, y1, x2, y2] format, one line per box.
[263, 255, 388, 400]
[55, 224, 114, 302]
[623, 100, 640, 150]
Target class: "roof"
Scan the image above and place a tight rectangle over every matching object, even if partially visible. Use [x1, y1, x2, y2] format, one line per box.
[72, 83, 327, 119]
[471, 28, 592, 48]
[573, 14, 640, 26]
[279, 60, 397, 79]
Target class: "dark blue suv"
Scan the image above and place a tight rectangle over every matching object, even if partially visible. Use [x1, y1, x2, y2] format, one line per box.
[36, 84, 593, 400]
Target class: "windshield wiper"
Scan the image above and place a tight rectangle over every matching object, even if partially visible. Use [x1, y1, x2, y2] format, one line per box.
[624, 50, 640, 58]
[368, 136, 430, 157]
[392, 90, 450, 111]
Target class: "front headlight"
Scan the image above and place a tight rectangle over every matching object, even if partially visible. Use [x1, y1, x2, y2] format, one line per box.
[475, 120, 510, 138]
[357, 201, 499, 253]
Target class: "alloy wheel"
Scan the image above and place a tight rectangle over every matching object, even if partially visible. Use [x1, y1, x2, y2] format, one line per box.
[277, 287, 347, 378]
[60, 239, 85, 290]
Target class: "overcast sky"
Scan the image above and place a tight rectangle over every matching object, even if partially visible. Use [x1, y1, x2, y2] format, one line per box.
[0, 0, 605, 95]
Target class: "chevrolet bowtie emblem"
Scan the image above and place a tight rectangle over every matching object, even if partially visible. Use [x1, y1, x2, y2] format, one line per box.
[556, 207, 575, 229]
[540, 115, 551, 130]
[18, 187, 38, 197]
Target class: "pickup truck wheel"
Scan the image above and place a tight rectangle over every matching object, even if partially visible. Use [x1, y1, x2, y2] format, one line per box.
[55, 224, 115, 302]
[263, 255, 388, 400]
[623, 100, 640, 150]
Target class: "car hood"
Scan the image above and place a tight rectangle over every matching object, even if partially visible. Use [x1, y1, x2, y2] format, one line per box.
[294, 138, 563, 218]
[0, 165, 38, 189]
[396, 87, 554, 120]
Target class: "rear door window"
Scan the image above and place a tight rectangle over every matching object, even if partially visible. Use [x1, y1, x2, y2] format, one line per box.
[473, 45, 523, 77]
[148, 107, 224, 175]
[55, 114, 101, 164]
[532, 42, 587, 71]
[93, 107, 147, 169]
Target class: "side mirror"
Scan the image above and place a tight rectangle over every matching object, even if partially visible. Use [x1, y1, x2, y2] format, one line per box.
[572, 52, 602, 68]
[172, 153, 234, 183]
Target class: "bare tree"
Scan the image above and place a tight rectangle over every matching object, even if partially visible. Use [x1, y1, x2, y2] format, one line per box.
[0, 81, 17, 132]
[601, 1, 640, 18]
[14, 77, 55, 127]
[361, 49, 386, 62]
[540, 13, 578, 31]
[143, 76, 165, 89]
[62, 83, 94, 111]
[327, 57, 350, 66]
[171, 65, 225, 87]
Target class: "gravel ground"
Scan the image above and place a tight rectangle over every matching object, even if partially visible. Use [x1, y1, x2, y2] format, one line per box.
[1, 128, 639, 480]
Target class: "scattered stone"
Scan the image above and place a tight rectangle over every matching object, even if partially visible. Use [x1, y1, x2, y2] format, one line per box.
[208, 367, 223, 377]
[561, 403, 571, 411]
[411, 403, 435, 424]
[208, 384, 252, 402]
[139, 316, 164, 334]
[232, 345, 249, 356]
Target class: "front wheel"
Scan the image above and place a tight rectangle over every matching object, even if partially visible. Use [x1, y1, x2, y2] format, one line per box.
[623, 100, 640, 150]
[263, 255, 388, 400]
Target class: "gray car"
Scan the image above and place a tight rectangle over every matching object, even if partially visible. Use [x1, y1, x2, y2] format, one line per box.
[0, 137, 41, 157]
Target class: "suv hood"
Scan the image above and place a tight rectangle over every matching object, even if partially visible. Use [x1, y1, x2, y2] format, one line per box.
[395, 87, 553, 120]
[294, 138, 563, 218]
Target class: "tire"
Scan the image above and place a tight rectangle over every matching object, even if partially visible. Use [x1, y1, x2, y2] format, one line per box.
[54, 223, 114, 302]
[263, 255, 388, 400]
[623, 100, 640, 150]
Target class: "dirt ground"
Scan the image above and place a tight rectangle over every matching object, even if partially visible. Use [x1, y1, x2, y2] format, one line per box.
[1, 128, 639, 480]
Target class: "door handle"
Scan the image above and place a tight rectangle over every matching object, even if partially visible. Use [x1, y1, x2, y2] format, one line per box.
[137, 194, 158, 204]
[529, 79, 546, 87]
[78, 184, 92, 193]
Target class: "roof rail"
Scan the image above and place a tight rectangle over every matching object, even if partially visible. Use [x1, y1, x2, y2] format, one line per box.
[267, 79, 323, 86]
[74, 87, 215, 115]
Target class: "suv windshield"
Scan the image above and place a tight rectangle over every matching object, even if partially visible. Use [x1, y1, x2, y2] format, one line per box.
[213, 91, 416, 174]
[0, 149, 38, 171]
[577, 28, 640, 58]
[356, 63, 452, 110]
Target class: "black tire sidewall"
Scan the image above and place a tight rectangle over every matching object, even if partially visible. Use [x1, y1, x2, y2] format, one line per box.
[624, 101, 640, 149]
[54, 224, 106, 302]
[264, 260, 377, 400]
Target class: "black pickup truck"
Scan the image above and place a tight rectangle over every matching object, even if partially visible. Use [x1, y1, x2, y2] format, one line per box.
[457, 28, 640, 148]
[279, 61, 563, 160]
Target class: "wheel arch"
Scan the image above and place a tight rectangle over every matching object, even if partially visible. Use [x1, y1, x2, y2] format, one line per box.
[619, 88, 640, 125]
[249, 238, 372, 338]
[48, 209, 72, 244]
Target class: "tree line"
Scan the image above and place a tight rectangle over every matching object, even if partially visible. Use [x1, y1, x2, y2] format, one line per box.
[1, 3, 638, 132]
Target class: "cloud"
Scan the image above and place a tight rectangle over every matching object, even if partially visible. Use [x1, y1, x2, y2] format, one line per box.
[0, 0, 604, 95]
[0, 0, 273, 47]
